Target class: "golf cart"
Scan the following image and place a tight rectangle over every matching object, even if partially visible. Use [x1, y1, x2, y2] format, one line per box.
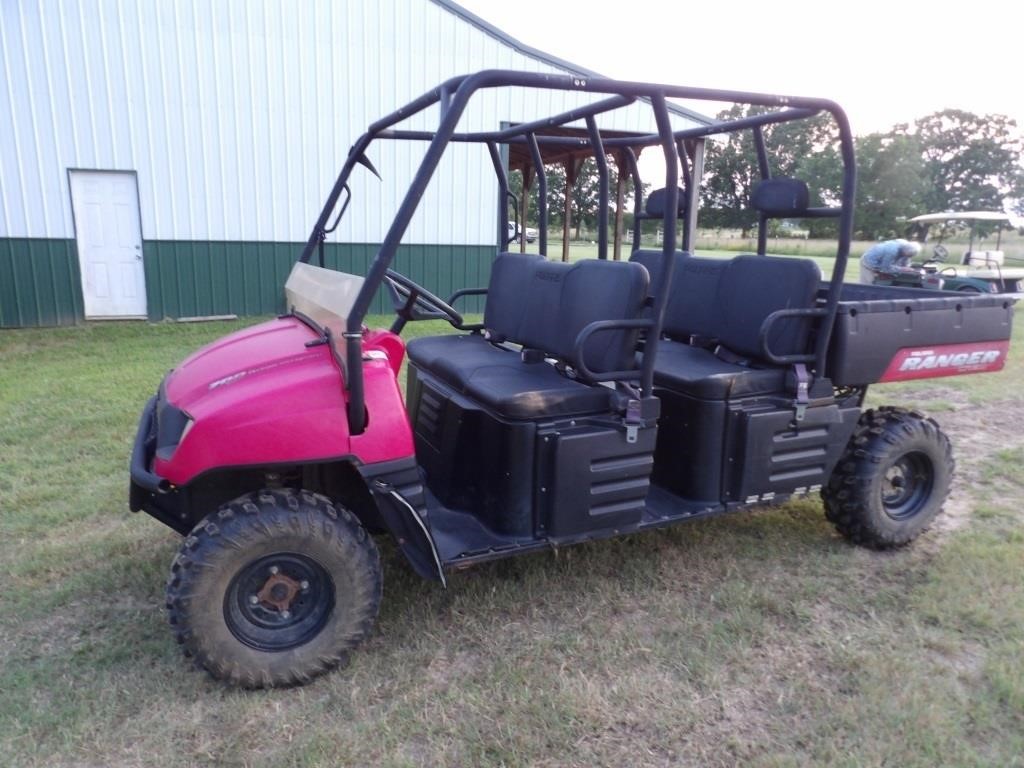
[870, 256, 996, 294]
[907, 211, 1024, 294]
[129, 71, 1017, 687]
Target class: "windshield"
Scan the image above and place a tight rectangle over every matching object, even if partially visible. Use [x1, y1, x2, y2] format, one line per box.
[284, 262, 365, 342]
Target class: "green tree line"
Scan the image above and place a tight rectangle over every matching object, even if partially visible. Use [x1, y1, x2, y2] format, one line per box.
[702, 106, 1024, 240]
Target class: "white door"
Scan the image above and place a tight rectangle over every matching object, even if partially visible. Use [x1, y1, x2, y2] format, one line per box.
[69, 170, 147, 318]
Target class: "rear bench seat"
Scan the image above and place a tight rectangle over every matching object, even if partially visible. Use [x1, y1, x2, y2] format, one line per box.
[406, 253, 649, 419]
[630, 250, 820, 399]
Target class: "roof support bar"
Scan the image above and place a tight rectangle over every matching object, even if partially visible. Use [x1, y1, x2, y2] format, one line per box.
[462, 95, 635, 142]
[526, 132, 548, 255]
[613, 152, 627, 261]
[376, 108, 818, 149]
[753, 126, 771, 255]
[487, 141, 512, 250]
[585, 116, 609, 260]
[639, 93, 681, 398]
[626, 148, 643, 251]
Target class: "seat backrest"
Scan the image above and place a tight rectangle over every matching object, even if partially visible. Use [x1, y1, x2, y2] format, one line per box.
[483, 252, 649, 375]
[716, 255, 821, 358]
[630, 250, 726, 341]
[644, 187, 687, 218]
[632, 250, 820, 362]
[750, 177, 811, 217]
[483, 252, 544, 340]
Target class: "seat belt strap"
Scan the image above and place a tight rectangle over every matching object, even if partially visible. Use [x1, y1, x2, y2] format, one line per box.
[624, 398, 642, 444]
[793, 363, 810, 421]
[714, 344, 750, 367]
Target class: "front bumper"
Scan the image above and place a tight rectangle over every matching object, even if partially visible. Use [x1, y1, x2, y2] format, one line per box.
[130, 396, 169, 496]
[129, 395, 192, 534]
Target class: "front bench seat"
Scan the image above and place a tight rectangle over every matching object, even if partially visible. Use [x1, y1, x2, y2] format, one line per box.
[408, 334, 620, 419]
[407, 253, 649, 419]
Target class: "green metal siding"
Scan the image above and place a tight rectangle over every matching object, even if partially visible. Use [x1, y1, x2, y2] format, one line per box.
[144, 241, 494, 320]
[0, 238, 83, 328]
[0, 237, 493, 327]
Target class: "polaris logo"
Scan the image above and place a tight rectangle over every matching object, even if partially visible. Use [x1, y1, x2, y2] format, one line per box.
[899, 349, 1001, 371]
[880, 340, 1009, 382]
[535, 270, 563, 282]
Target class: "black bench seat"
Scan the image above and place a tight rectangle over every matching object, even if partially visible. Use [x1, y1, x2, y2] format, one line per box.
[630, 250, 821, 400]
[405, 253, 649, 420]
[650, 342, 788, 399]
[407, 334, 616, 419]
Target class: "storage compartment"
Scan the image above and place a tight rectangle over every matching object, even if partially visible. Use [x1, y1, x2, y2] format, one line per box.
[408, 367, 536, 536]
[725, 402, 859, 502]
[536, 420, 656, 538]
[651, 388, 727, 504]
[826, 283, 1016, 385]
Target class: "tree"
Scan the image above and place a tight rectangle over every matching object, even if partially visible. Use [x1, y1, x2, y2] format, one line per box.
[702, 107, 1024, 241]
[852, 132, 928, 240]
[914, 110, 1024, 218]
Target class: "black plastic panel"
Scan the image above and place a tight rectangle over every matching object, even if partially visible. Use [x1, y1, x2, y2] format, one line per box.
[650, 387, 726, 503]
[536, 420, 656, 538]
[409, 366, 536, 536]
[725, 403, 859, 502]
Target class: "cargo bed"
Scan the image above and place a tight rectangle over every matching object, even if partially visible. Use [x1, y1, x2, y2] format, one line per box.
[824, 283, 1016, 386]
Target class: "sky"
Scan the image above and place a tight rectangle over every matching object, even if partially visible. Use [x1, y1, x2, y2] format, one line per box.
[457, 0, 1024, 137]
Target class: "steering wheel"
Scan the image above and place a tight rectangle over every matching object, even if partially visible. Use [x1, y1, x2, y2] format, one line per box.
[383, 269, 463, 333]
[932, 244, 949, 262]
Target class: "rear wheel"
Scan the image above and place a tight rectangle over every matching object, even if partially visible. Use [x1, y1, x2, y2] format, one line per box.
[822, 407, 954, 548]
[166, 489, 382, 687]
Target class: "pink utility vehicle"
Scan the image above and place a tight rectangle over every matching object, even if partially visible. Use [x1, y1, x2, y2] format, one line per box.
[129, 71, 1016, 687]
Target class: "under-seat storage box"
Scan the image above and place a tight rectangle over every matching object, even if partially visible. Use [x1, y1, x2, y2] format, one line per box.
[535, 420, 656, 538]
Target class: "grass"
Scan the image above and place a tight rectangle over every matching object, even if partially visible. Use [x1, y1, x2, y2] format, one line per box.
[1, 308, 1022, 767]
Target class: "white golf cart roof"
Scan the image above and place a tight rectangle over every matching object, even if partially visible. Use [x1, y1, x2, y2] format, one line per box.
[909, 211, 1018, 225]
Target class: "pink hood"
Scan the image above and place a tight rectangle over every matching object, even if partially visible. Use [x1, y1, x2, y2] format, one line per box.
[155, 317, 415, 485]
[165, 317, 335, 414]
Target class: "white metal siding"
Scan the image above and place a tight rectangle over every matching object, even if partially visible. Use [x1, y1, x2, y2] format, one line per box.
[1, 0, 701, 246]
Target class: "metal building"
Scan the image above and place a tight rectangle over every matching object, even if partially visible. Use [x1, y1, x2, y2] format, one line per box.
[0, 0, 706, 327]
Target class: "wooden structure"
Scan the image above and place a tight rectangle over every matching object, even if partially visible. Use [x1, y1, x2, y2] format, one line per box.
[507, 128, 705, 262]
[507, 127, 647, 261]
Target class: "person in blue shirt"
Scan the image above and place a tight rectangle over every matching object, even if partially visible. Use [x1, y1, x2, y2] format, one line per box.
[859, 239, 922, 283]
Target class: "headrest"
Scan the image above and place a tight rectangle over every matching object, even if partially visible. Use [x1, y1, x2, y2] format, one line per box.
[750, 177, 810, 216]
[645, 187, 688, 218]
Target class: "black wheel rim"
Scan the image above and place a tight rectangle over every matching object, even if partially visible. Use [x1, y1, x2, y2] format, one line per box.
[224, 553, 334, 652]
[881, 451, 934, 521]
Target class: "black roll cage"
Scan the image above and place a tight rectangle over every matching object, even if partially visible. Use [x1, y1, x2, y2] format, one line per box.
[298, 70, 857, 434]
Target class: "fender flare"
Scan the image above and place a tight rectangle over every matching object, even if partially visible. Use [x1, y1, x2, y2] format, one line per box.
[358, 459, 447, 587]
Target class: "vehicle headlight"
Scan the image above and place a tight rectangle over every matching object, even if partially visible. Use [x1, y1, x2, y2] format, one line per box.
[155, 399, 194, 459]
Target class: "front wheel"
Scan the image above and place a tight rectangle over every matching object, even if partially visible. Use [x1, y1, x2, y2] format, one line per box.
[822, 407, 954, 548]
[166, 489, 382, 687]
